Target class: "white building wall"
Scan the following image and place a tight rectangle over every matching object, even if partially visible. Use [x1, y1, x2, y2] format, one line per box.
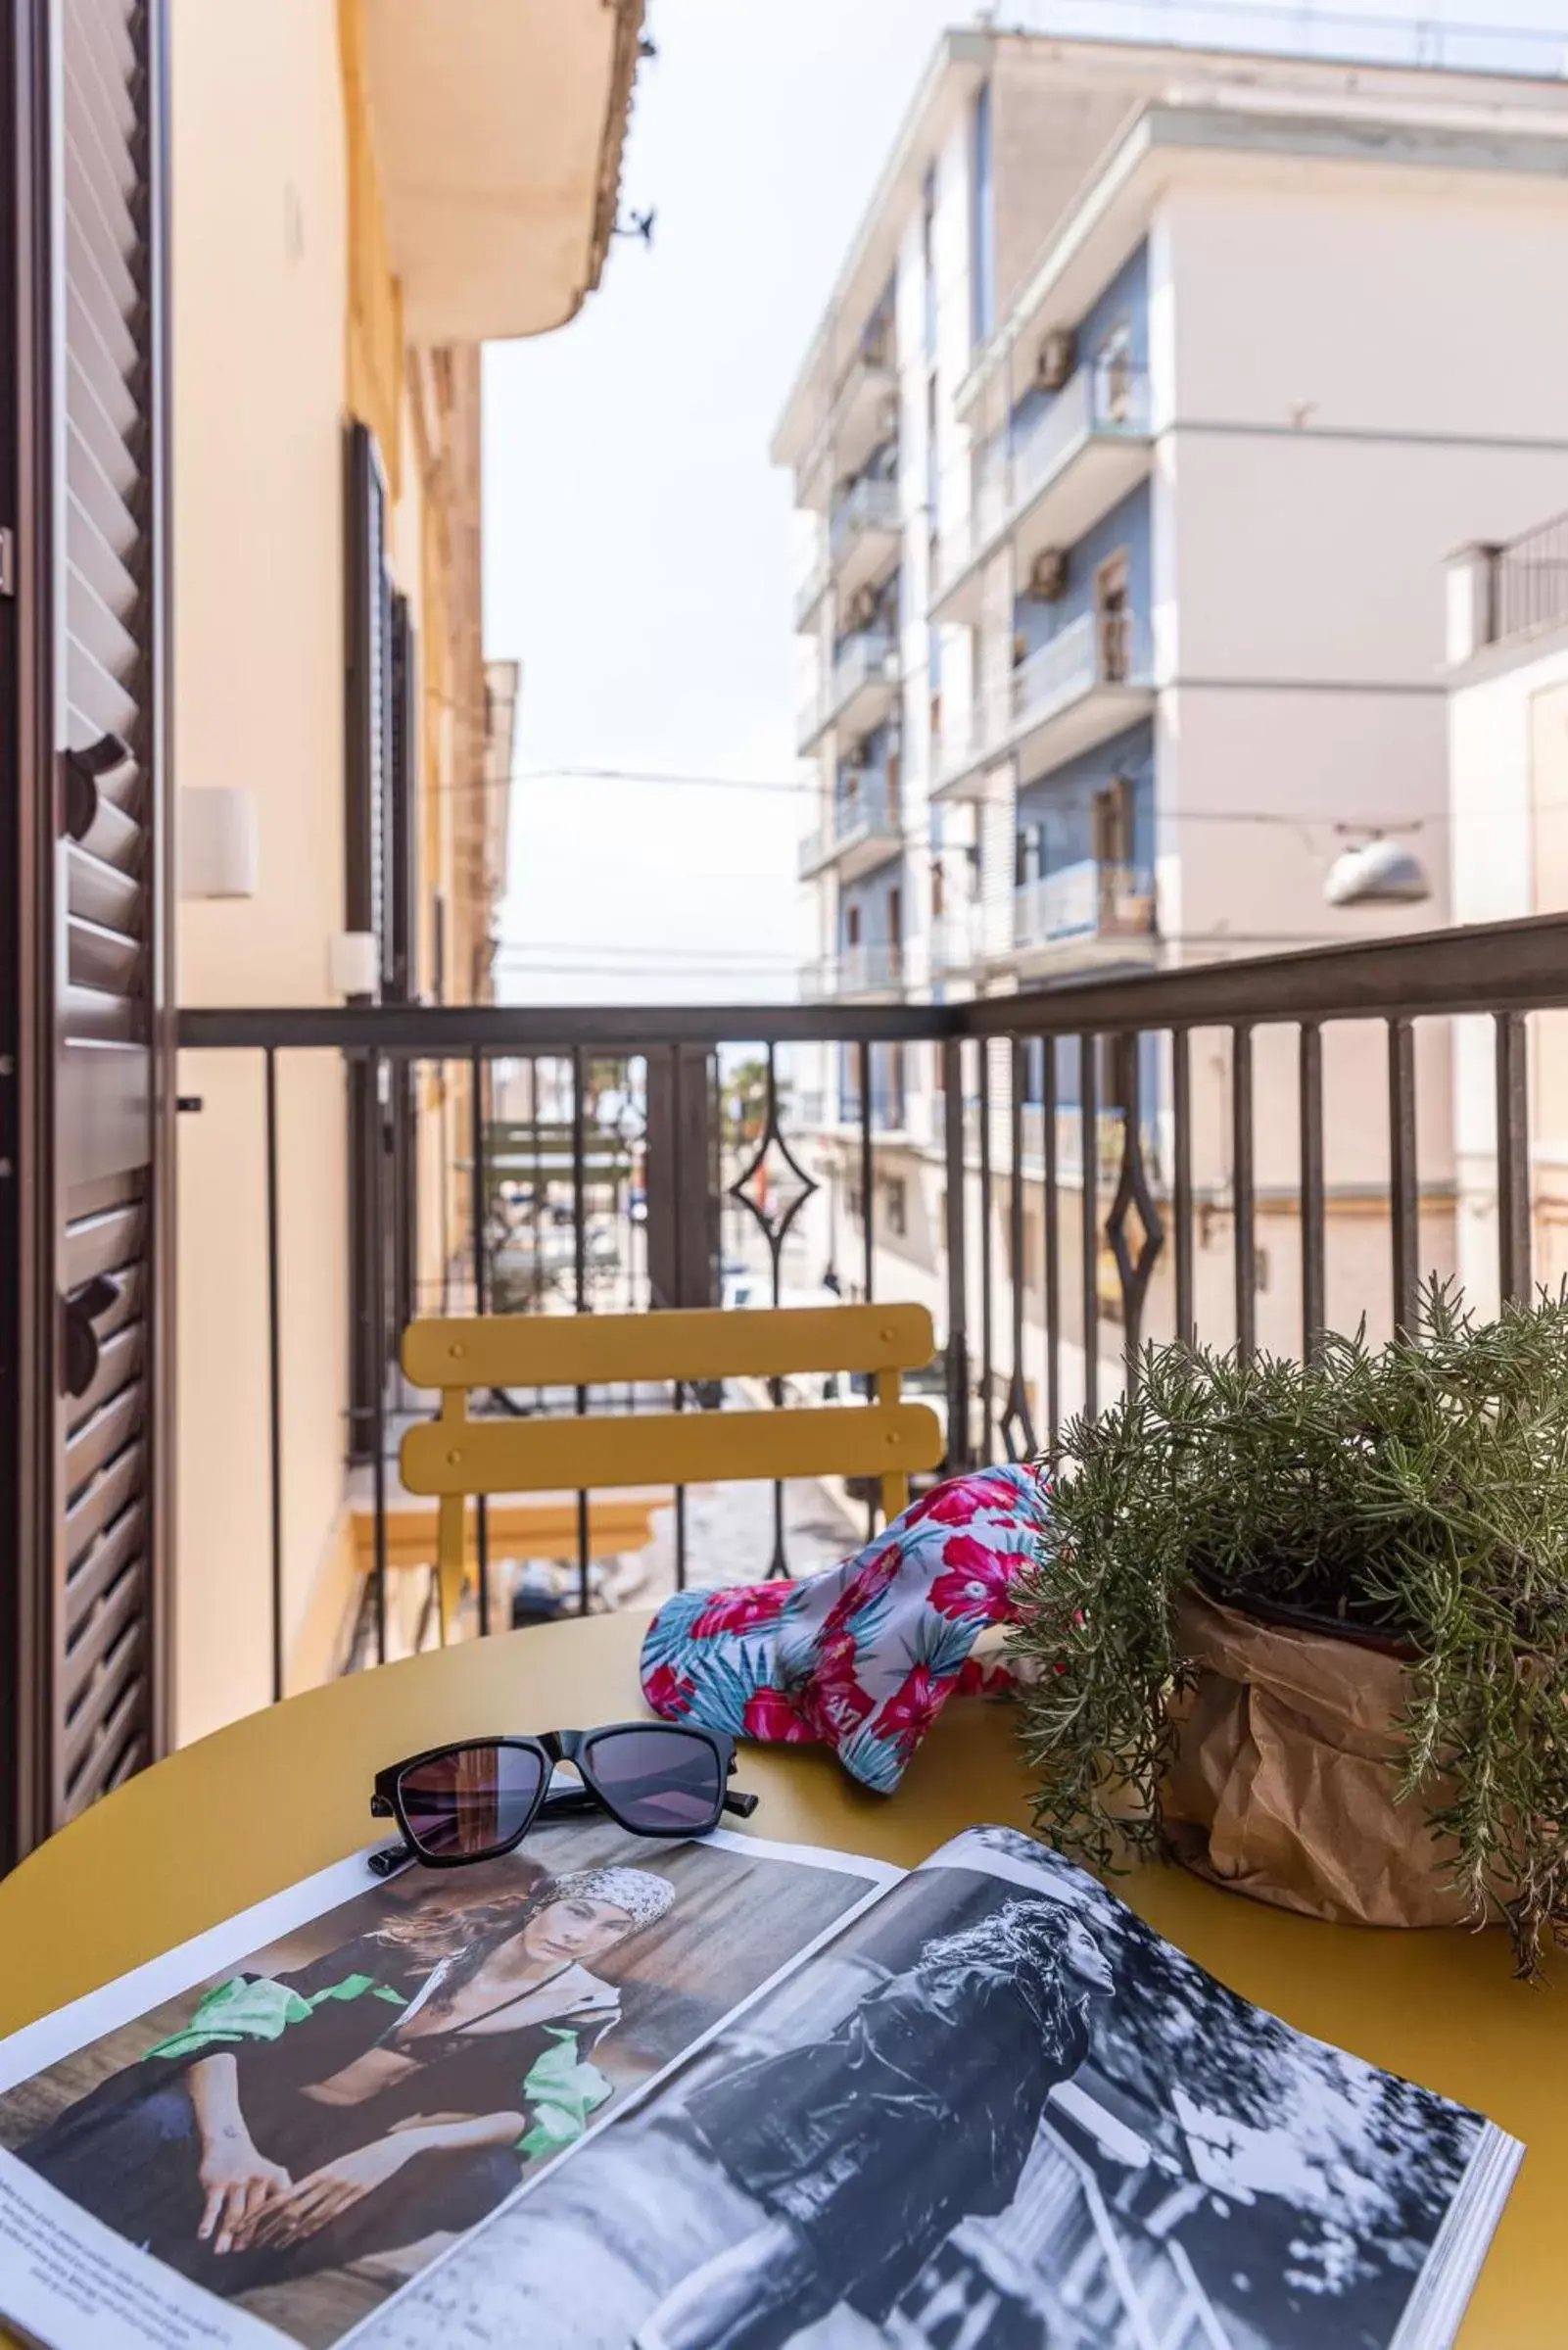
[1158, 171, 1568, 1211]
[1447, 633, 1568, 1312]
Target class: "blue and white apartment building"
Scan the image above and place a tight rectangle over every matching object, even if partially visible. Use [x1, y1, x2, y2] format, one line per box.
[777, 19, 1568, 1387]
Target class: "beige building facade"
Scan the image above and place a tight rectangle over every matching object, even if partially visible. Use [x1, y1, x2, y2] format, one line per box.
[108, 0, 639, 1755]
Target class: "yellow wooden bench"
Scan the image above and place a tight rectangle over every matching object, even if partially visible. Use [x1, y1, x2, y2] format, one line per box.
[399, 1302, 945, 1638]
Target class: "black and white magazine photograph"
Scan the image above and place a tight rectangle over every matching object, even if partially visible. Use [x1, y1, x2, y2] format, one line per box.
[360, 1829, 1516, 2350]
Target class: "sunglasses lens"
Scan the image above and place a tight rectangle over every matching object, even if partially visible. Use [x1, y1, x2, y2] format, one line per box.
[399, 1743, 544, 1860]
[587, 1728, 724, 1832]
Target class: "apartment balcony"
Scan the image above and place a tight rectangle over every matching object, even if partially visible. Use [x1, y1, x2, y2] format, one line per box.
[932, 365, 1153, 626]
[798, 940, 904, 1000]
[930, 905, 983, 977]
[166, 905, 1560, 1687]
[931, 611, 1155, 800]
[798, 327, 898, 511]
[1009, 858, 1160, 980]
[797, 774, 902, 884]
[797, 629, 900, 756]
[794, 549, 830, 633]
[830, 474, 901, 606]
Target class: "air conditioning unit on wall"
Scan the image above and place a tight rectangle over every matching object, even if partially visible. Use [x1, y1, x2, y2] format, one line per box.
[1035, 327, 1076, 393]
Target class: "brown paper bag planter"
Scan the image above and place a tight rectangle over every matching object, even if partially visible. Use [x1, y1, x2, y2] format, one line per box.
[1162, 1586, 1472, 1930]
[1014, 1284, 1568, 1975]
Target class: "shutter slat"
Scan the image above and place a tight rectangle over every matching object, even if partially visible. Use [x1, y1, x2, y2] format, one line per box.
[66, 349, 142, 504]
[68, 842, 143, 935]
[68, 487, 141, 624]
[65, 1495, 146, 1638]
[62, 0, 139, 130]
[65, 1381, 145, 1500]
[64, 1553, 144, 1709]
[64, 278, 141, 446]
[63, 756, 142, 871]
[61, 39, 139, 211]
[64, 198, 142, 374]
[62, 58, 142, 250]
[62, 1433, 145, 1566]
[66, 1318, 145, 1434]
[67, 631, 141, 742]
[67, 559, 141, 697]
[65, 408, 142, 568]
[63, 1196, 146, 1286]
[63, 1620, 147, 1800]
[64, 981, 142, 1044]
[68, 910, 143, 998]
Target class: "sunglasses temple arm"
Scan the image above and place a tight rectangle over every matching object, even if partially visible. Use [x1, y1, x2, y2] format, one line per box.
[723, 1789, 759, 1819]
[368, 1839, 415, 1878]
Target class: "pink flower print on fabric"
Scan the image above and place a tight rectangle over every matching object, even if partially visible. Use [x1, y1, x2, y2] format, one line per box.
[640, 1462, 1054, 1793]
[740, 1687, 816, 1744]
[689, 1581, 796, 1641]
[929, 1533, 1031, 1625]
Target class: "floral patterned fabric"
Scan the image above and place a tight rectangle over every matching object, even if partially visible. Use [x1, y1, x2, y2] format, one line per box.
[640, 1463, 1051, 1793]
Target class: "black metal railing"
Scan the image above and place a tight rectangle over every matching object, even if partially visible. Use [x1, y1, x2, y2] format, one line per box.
[178, 909, 1568, 1679]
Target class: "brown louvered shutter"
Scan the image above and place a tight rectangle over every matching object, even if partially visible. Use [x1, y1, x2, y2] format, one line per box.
[0, 0, 171, 1863]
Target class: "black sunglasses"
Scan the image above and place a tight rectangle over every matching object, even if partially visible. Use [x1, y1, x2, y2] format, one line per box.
[367, 1724, 758, 1877]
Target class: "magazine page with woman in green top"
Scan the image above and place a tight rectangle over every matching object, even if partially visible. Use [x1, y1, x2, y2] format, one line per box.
[0, 1820, 893, 2350]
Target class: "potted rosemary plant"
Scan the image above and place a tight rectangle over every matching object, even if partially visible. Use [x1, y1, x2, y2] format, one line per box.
[1012, 1282, 1568, 1977]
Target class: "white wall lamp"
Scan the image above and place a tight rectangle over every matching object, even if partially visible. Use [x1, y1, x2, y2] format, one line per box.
[178, 788, 259, 899]
[1323, 836, 1432, 910]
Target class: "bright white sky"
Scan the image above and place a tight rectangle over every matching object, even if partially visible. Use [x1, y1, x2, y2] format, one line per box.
[481, 0, 1568, 1006]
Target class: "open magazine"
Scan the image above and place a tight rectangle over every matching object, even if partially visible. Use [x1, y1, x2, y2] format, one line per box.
[0, 1817, 1520, 2350]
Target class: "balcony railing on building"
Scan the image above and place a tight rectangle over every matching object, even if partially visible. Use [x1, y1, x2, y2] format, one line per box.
[799, 939, 904, 999]
[798, 319, 897, 510]
[794, 547, 831, 633]
[1013, 859, 1158, 975]
[1452, 510, 1568, 659]
[798, 772, 902, 883]
[829, 473, 901, 607]
[934, 363, 1153, 624]
[797, 628, 900, 755]
[932, 609, 1154, 797]
[930, 905, 982, 977]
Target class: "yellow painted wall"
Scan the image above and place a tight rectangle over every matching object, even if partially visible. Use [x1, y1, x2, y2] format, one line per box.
[169, 0, 356, 1744]
[168, 0, 500, 1742]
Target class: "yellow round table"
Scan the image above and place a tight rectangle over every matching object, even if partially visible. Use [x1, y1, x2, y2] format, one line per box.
[0, 1613, 1557, 2346]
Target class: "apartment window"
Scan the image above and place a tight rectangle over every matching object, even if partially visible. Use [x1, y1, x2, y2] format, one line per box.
[845, 903, 862, 948]
[885, 1177, 909, 1238]
[972, 81, 996, 349]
